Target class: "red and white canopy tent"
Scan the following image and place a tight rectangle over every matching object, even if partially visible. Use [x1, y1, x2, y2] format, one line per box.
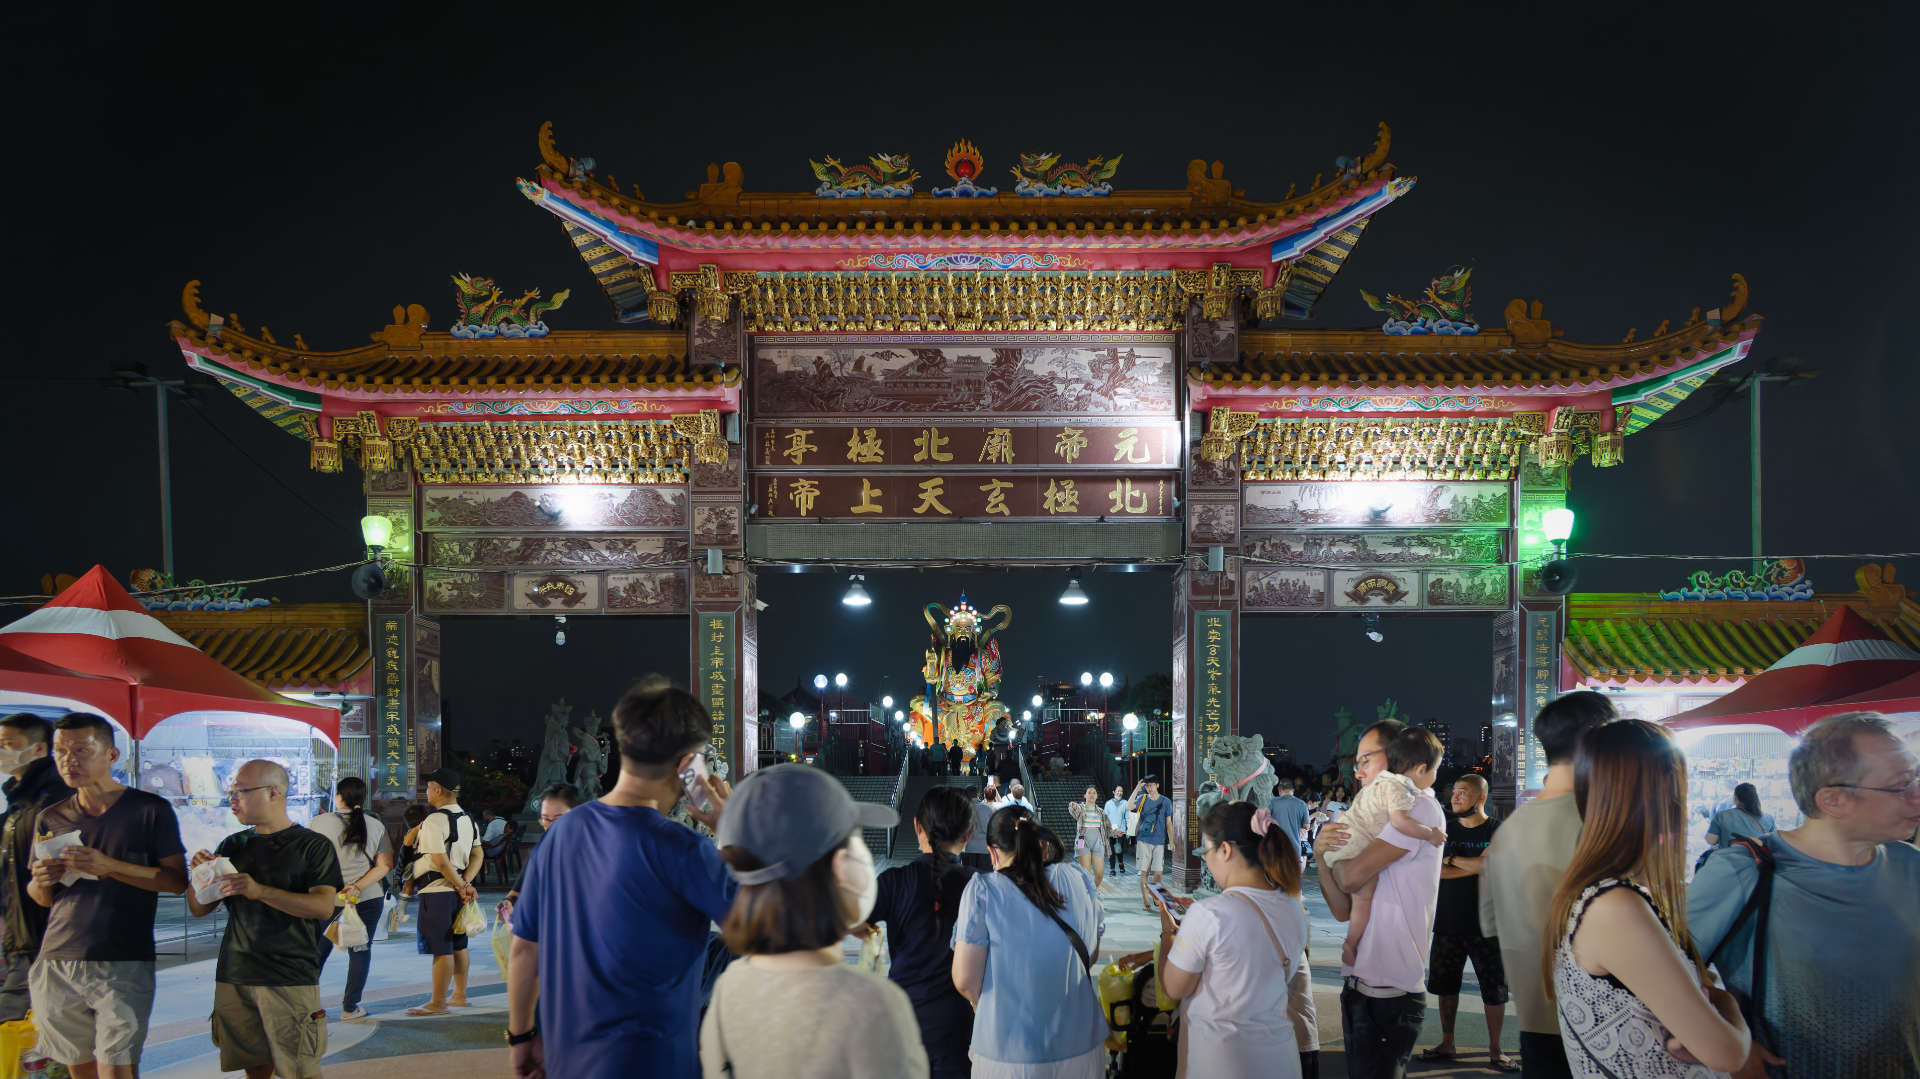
[1665, 606, 1920, 737]
[0, 566, 339, 745]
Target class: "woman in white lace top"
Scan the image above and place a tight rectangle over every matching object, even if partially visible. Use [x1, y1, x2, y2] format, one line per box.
[1544, 720, 1752, 1078]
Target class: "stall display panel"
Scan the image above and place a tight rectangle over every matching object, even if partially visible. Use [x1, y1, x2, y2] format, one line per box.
[1682, 728, 1800, 874]
[135, 712, 337, 857]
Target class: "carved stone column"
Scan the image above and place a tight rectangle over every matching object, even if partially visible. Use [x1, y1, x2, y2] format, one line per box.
[1169, 556, 1242, 889]
[364, 468, 421, 796]
[689, 443, 756, 777]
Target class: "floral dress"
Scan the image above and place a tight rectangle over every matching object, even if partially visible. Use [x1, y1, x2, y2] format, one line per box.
[1553, 878, 1728, 1079]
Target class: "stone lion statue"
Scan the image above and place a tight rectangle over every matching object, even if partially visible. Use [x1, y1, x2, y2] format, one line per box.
[1195, 733, 1277, 820]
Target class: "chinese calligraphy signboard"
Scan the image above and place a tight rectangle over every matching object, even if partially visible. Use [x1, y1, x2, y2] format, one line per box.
[1521, 609, 1556, 791]
[759, 474, 1172, 520]
[375, 615, 409, 795]
[1192, 610, 1233, 772]
[703, 612, 737, 766]
[753, 423, 1180, 470]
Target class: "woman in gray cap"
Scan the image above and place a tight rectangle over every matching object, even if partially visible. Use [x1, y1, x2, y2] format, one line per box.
[699, 764, 927, 1079]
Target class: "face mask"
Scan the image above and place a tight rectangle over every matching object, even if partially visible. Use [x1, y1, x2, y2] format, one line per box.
[839, 836, 878, 923]
[0, 747, 32, 773]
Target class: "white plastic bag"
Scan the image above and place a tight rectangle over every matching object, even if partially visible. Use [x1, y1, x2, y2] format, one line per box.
[335, 901, 369, 949]
[491, 920, 513, 976]
[452, 898, 488, 937]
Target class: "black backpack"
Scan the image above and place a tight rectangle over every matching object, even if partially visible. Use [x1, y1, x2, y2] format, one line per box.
[408, 808, 474, 889]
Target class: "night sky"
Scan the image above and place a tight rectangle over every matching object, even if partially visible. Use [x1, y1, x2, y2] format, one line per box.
[5, 5, 1914, 762]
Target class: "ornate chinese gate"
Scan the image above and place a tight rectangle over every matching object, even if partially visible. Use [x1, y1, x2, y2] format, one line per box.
[169, 123, 1760, 881]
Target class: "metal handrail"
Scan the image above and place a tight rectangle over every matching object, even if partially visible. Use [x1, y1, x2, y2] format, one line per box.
[885, 748, 910, 858]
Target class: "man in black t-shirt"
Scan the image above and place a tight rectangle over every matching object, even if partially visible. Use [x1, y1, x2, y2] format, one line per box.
[1419, 774, 1514, 1071]
[27, 713, 187, 1078]
[188, 759, 343, 1078]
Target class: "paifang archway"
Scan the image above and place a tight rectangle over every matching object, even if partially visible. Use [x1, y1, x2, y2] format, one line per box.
[168, 123, 1761, 885]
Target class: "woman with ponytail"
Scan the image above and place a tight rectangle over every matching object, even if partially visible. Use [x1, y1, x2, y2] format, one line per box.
[1159, 800, 1312, 1078]
[950, 804, 1107, 1078]
[310, 776, 395, 1019]
[860, 785, 981, 1078]
[1545, 720, 1749, 1076]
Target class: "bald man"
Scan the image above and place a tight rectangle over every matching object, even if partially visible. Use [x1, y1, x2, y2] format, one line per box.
[189, 759, 342, 1078]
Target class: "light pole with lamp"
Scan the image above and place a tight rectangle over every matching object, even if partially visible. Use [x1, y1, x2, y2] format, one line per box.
[788, 711, 807, 762]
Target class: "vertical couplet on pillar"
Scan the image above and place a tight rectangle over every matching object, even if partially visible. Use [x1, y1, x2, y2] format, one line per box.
[366, 467, 420, 794]
[1170, 558, 1240, 889]
[689, 441, 757, 779]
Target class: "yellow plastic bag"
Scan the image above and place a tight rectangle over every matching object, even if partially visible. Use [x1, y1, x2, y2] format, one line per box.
[0, 1014, 33, 1079]
[491, 921, 513, 977]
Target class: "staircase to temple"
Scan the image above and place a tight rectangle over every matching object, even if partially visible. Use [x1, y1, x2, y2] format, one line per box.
[1034, 777, 1097, 839]
[834, 775, 899, 864]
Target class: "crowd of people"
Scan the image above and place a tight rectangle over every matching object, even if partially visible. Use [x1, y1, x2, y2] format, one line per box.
[0, 680, 1913, 1079]
[1314, 692, 1920, 1079]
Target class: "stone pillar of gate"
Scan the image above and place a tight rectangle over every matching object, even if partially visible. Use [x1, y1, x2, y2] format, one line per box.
[363, 468, 422, 796]
[1169, 556, 1242, 889]
[689, 441, 757, 779]
[1494, 456, 1572, 811]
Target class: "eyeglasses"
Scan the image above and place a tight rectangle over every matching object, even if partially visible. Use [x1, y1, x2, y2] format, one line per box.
[227, 785, 275, 799]
[1828, 777, 1920, 797]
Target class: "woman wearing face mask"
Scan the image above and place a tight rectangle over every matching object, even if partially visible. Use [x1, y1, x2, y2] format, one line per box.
[701, 764, 926, 1079]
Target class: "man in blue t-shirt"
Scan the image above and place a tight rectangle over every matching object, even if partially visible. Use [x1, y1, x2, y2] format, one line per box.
[1265, 776, 1312, 865]
[1130, 775, 1173, 911]
[507, 678, 737, 1079]
[1688, 713, 1920, 1079]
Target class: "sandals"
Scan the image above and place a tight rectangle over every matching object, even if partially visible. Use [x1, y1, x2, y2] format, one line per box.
[1489, 1055, 1520, 1073]
[1416, 1047, 1458, 1062]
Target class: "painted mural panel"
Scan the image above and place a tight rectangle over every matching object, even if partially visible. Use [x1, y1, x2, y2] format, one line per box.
[1242, 568, 1328, 611]
[422, 570, 508, 614]
[1331, 569, 1419, 608]
[1187, 501, 1237, 546]
[692, 503, 742, 546]
[1424, 567, 1513, 609]
[604, 570, 690, 613]
[427, 533, 688, 569]
[421, 486, 686, 532]
[1242, 481, 1510, 529]
[1241, 530, 1505, 567]
[751, 339, 1176, 418]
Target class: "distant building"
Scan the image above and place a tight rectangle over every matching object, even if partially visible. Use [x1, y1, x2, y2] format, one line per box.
[1421, 719, 1452, 763]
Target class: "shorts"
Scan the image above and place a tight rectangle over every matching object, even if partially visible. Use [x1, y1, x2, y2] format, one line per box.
[1076, 827, 1108, 861]
[1137, 841, 1166, 874]
[1426, 933, 1510, 1004]
[28, 958, 156, 1067]
[415, 890, 469, 956]
[211, 982, 327, 1078]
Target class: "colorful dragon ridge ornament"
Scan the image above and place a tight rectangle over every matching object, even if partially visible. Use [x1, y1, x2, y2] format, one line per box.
[1009, 152, 1122, 197]
[1361, 267, 1480, 336]
[810, 152, 919, 198]
[1659, 558, 1812, 602]
[449, 274, 570, 339]
[907, 594, 1012, 758]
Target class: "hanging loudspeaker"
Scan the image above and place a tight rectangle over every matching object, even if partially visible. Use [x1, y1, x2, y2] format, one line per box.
[350, 562, 387, 599]
[1539, 559, 1577, 595]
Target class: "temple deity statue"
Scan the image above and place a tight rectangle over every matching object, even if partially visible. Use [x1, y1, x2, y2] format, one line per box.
[907, 595, 1011, 760]
[571, 709, 609, 800]
[526, 700, 574, 814]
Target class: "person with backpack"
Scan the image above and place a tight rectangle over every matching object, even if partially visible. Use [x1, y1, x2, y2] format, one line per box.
[1688, 712, 1920, 1079]
[1157, 801, 1310, 1079]
[309, 775, 395, 1020]
[950, 804, 1107, 1079]
[406, 767, 481, 1016]
[858, 786, 979, 1079]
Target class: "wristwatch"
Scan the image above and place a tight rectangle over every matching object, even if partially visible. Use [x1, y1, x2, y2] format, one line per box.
[506, 1026, 539, 1046]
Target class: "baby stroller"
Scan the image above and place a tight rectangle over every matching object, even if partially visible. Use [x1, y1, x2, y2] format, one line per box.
[1099, 950, 1177, 1077]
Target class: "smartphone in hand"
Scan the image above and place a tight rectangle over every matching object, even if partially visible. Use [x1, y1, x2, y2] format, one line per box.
[678, 754, 718, 818]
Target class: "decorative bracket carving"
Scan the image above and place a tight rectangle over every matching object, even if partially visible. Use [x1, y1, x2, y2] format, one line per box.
[1174, 262, 1263, 321]
[669, 265, 757, 324]
[671, 408, 730, 465]
[1199, 406, 1259, 462]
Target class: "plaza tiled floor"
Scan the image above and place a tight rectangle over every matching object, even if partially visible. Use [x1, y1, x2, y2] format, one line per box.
[135, 866, 1519, 1076]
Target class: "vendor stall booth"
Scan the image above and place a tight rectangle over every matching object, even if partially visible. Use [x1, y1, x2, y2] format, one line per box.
[0, 567, 341, 853]
[1664, 606, 1920, 869]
